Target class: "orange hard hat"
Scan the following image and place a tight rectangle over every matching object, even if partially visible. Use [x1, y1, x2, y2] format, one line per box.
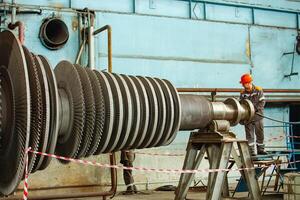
[240, 74, 252, 84]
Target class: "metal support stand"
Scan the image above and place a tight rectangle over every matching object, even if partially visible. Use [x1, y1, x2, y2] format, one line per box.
[175, 130, 262, 200]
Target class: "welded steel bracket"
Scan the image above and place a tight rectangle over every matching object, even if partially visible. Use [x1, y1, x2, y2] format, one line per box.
[174, 128, 262, 200]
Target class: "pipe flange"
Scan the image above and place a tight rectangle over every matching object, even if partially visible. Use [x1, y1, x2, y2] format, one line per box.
[39, 17, 69, 50]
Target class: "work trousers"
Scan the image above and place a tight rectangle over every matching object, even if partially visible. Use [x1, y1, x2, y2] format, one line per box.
[120, 151, 135, 188]
[245, 119, 264, 147]
[122, 160, 134, 187]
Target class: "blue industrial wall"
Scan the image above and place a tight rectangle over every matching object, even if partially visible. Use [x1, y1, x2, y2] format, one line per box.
[4, 0, 299, 88]
[2, 0, 298, 189]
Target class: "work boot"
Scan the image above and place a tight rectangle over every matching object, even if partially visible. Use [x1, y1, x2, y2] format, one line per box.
[249, 145, 256, 156]
[122, 185, 135, 195]
[257, 145, 268, 155]
[123, 186, 135, 195]
[133, 185, 138, 193]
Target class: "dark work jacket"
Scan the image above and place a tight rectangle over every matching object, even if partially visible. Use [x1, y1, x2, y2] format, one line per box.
[240, 85, 266, 122]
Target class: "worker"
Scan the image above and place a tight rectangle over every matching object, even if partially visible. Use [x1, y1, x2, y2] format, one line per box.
[239, 73, 268, 155]
[120, 150, 138, 194]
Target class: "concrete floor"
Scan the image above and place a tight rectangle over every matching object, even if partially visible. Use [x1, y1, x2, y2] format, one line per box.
[1, 189, 204, 200]
[1, 189, 285, 200]
[59, 191, 205, 200]
[0, 184, 284, 200]
[54, 191, 284, 200]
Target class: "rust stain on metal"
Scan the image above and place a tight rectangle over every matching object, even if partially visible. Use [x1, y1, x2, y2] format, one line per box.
[246, 36, 251, 59]
[72, 16, 79, 31]
[50, 3, 64, 9]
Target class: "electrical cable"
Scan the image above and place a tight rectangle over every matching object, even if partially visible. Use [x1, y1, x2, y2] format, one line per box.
[256, 113, 300, 125]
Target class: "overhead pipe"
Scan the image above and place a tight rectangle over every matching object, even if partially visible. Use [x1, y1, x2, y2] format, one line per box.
[75, 38, 86, 64]
[75, 11, 88, 65]
[8, 0, 25, 45]
[177, 88, 300, 93]
[11, 0, 16, 24]
[8, 21, 24, 45]
[94, 25, 112, 73]
[87, 10, 95, 70]
[0, 9, 42, 15]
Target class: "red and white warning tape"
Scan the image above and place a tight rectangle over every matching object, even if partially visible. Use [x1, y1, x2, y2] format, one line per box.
[22, 148, 300, 200]
[26, 149, 300, 174]
[128, 151, 185, 157]
[27, 149, 252, 174]
[23, 148, 31, 200]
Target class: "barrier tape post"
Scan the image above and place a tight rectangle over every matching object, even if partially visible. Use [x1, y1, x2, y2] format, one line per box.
[23, 147, 31, 200]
